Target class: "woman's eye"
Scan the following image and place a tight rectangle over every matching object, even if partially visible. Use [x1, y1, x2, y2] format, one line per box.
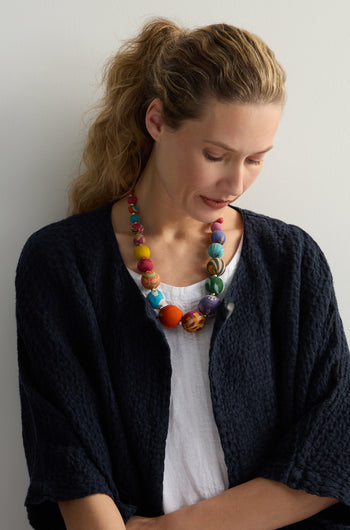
[247, 158, 262, 166]
[204, 151, 224, 162]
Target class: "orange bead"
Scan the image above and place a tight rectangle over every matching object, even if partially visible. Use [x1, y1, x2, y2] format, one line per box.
[159, 305, 183, 328]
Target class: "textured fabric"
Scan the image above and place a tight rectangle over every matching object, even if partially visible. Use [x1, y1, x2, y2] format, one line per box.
[15, 200, 350, 529]
[128, 238, 242, 513]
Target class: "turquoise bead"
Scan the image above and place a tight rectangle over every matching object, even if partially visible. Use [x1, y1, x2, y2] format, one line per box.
[205, 276, 224, 295]
[130, 214, 140, 223]
[208, 243, 224, 258]
[147, 289, 166, 309]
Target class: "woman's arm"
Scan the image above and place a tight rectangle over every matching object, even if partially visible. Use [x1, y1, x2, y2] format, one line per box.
[58, 493, 126, 530]
[127, 477, 338, 530]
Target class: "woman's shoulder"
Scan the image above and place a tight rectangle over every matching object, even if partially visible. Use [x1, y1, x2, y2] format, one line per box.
[235, 206, 333, 285]
[16, 201, 114, 280]
[236, 206, 324, 255]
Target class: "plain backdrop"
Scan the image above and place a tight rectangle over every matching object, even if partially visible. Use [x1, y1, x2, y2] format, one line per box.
[1, 0, 349, 528]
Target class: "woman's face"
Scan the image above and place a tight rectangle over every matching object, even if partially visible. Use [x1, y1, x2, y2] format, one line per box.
[146, 99, 282, 223]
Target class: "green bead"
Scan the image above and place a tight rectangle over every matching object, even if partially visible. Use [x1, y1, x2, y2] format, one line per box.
[205, 276, 224, 295]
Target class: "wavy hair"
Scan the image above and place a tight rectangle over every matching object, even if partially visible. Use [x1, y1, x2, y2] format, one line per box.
[68, 18, 286, 214]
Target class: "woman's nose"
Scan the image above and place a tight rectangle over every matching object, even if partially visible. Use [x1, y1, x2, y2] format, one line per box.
[221, 162, 245, 196]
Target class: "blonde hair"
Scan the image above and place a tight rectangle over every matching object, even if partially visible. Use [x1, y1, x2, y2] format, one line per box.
[68, 18, 286, 214]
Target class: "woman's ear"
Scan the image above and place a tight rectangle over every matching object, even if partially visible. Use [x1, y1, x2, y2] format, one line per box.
[145, 98, 164, 141]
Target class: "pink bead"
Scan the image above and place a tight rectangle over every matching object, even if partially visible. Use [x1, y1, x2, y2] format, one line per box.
[211, 222, 222, 232]
[137, 258, 154, 273]
[133, 235, 145, 245]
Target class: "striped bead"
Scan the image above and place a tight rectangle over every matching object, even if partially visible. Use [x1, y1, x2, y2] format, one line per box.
[207, 258, 226, 276]
[127, 196, 137, 204]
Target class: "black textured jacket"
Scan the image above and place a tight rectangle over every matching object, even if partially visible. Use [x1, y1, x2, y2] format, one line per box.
[16, 200, 350, 529]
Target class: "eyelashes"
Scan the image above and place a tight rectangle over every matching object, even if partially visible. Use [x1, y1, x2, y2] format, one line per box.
[204, 151, 262, 166]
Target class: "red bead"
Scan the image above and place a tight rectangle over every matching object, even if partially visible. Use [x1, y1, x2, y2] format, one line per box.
[217, 217, 224, 224]
[159, 305, 183, 328]
[137, 258, 154, 273]
[127, 196, 137, 204]
[129, 189, 135, 195]
[131, 222, 144, 233]
[128, 205, 138, 214]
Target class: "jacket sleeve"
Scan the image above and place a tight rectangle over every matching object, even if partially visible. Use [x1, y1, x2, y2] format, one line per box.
[257, 231, 350, 528]
[15, 228, 137, 529]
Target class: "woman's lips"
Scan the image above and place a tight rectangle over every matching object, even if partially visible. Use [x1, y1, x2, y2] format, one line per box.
[200, 196, 231, 209]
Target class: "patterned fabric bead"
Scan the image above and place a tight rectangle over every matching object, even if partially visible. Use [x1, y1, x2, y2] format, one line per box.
[141, 271, 160, 289]
[131, 222, 144, 234]
[211, 230, 226, 245]
[134, 244, 150, 260]
[137, 258, 154, 273]
[133, 234, 145, 245]
[130, 214, 140, 223]
[128, 205, 138, 214]
[127, 196, 137, 204]
[208, 243, 224, 258]
[198, 295, 221, 318]
[182, 311, 206, 333]
[205, 276, 224, 295]
[147, 289, 166, 309]
[207, 258, 226, 276]
[159, 305, 183, 328]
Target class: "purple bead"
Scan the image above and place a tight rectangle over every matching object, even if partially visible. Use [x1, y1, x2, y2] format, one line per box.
[198, 295, 221, 318]
[211, 230, 226, 245]
[211, 222, 222, 232]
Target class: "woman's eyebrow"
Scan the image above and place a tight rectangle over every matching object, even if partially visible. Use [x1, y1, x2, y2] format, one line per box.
[203, 140, 274, 154]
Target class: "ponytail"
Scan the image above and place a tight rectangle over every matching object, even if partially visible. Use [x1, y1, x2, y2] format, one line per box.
[68, 19, 181, 215]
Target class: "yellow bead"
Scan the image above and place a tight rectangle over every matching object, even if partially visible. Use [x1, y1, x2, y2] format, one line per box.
[134, 244, 150, 260]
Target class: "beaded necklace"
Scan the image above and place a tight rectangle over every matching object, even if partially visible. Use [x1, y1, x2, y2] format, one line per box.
[128, 189, 227, 333]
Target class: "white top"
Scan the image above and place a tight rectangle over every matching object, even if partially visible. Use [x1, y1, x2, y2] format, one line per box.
[127, 234, 243, 513]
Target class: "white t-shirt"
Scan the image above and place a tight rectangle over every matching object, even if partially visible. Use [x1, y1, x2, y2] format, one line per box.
[128, 234, 243, 513]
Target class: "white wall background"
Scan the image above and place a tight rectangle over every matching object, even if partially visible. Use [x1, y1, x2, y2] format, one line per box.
[1, 0, 349, 528]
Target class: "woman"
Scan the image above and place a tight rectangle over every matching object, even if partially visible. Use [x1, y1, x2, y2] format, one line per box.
[16, 18, 350, 529]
